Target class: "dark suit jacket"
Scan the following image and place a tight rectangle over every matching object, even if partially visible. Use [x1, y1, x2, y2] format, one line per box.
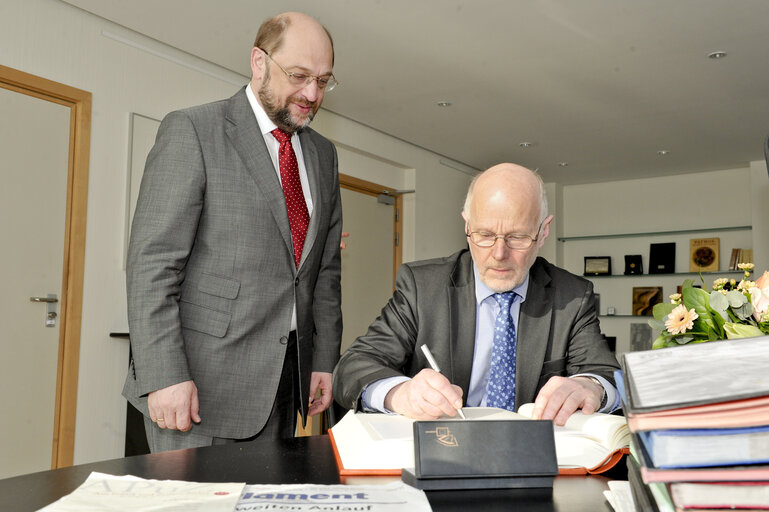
[333, 249, 619, 411]
[124, 87, 342, 438]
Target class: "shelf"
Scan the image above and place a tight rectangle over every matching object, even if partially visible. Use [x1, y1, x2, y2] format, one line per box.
[558, 225, 751, 242]
[584, 270, 745, 278]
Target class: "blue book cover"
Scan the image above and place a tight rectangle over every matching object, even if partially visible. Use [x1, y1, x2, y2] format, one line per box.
[639, 425, 769, 469]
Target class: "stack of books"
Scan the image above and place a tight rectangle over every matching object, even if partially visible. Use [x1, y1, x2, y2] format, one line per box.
[617, 335, 769, 511]
[729, 248, 754, 270]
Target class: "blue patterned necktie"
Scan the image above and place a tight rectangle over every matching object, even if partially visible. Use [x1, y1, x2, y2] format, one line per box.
[486, 291, 518, 411]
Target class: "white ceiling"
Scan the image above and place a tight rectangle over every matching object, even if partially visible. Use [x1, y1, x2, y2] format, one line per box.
[62, 0, 769, 185]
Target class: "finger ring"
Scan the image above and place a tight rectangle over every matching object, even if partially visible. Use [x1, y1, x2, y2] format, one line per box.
[156, 418, 165, 422]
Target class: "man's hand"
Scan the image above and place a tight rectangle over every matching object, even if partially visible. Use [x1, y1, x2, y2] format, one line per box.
[308, 372, 333, 416]
[384, 369, 463, 419]
[147, 380, 200, 431]
[529, 376, 603, 426]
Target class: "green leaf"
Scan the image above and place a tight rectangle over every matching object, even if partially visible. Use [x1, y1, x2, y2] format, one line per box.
[648, 318, 666, 332]
[731, 302, 754, 321]
[726, 290, 748, 308]
[683, 286, 725, 338]
[652, 334, 668, 349]
[724, 323, 764, 339]
[652, 302, 675, 322]
[709, 291, 728, 322]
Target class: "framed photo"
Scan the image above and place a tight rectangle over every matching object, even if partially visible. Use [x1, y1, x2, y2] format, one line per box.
[584, 256, 611, 276]
[624, 254, 643, 275]
[632, 286, 663, 316]
[649, 242, 676, 274]
[689, 237, 720, 272]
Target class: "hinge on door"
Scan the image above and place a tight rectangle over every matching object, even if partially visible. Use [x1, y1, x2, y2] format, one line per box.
[395, 208, 400, 222]
[395, 232, 400, 247]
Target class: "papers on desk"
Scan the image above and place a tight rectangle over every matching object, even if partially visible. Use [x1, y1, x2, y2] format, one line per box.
[37, 472, 245, 511]
[236, 482, 431, 511]
[37, 472, 432, 512]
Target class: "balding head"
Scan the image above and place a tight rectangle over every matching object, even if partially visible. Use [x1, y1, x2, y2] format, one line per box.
[461, 164, 553, 292]
[254, 12, 334, 65]
[463, 164, 548, 227]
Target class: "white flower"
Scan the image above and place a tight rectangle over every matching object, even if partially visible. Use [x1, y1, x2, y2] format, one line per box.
[665, 304, 698, 335]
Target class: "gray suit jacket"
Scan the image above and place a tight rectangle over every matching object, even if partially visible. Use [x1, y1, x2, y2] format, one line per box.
[124, 87, 342, 438]
[333, 249, 619, 411]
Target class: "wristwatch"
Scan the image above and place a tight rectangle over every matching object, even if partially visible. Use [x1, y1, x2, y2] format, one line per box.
[581, 376, 608, 409]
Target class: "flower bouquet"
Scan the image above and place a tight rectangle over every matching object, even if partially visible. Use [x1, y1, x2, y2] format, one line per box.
[650, 264, 769, 349]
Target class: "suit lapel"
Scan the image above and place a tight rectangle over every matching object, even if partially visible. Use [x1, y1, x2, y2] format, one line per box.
[515, 258, 553, 406]
[297, 130, 321, 269]
[224, 88, 294, 264]
[448, 250, 477, 397]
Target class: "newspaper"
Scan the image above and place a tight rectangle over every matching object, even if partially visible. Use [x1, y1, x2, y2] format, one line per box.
[37, 473, 432, 512]
[235, 482, 432, 511]
[37, 472, 245, 511]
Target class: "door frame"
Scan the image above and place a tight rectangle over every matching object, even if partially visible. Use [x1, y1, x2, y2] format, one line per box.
[0, 64, 91, 468]
[339, 174, 403, 285]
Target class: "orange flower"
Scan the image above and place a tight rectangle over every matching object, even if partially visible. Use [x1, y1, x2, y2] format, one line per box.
[665, 304, 699, 335]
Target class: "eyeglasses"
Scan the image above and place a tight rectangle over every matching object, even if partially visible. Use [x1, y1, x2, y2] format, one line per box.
[466, 222, 543, 250]
[259, 48, 338, 92]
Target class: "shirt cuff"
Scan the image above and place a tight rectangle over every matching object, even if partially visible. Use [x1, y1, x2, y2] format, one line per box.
[361, 376, 411, 413]
[572, 373, 620, 413]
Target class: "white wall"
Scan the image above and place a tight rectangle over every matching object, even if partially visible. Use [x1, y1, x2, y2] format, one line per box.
[558, 166, 768, 355]
[1, 0, 472, 465]
[5, 0, 766, 466]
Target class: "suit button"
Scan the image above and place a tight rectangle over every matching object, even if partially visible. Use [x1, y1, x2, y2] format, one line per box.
[280, 336, 288, 345]
[295, 277, 300, 286]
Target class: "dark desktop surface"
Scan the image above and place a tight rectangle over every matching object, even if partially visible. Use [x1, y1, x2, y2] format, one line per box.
[0, 435, 617, 512]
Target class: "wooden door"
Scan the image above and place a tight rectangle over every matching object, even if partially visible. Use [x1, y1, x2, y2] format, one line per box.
[0, 65, 90, 476]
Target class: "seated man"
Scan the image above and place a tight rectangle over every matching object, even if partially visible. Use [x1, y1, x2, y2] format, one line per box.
[333, 163, 620, 425]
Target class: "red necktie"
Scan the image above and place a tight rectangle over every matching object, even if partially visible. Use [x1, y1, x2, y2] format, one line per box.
[272, 128, 310, 268]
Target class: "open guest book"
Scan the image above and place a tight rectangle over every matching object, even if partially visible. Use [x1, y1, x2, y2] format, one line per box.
[328, 404, 630, 476]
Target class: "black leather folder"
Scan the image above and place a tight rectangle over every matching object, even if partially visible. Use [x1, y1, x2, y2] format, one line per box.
[402, 419, 558, 490]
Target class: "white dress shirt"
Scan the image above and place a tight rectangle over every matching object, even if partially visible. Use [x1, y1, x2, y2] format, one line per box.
[245, 84, 313, 332]
[362, 264, 620, 413]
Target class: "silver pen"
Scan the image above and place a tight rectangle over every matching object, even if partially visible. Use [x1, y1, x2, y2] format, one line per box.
[420, 344, 466, 419]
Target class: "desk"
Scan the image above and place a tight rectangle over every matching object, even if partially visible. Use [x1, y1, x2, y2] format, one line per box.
[0, 435, 612, 511]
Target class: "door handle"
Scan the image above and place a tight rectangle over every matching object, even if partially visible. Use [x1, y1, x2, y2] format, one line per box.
[30, 294, 58, 327]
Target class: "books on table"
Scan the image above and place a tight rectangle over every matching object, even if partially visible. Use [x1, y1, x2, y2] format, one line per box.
[620, 335, 769, 414]
[619, 338, 769, 511]
[625, 395, 769, 432]
[638, 425, 769, 469]
[669, 481, 769, 511]
[328, 404, 630, 476]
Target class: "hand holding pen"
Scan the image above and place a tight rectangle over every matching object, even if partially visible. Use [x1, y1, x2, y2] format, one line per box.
[383, 346, 466, 419]
[420, 345, 466, 419]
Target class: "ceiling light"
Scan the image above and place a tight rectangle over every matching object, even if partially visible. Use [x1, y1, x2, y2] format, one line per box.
[437, 101, 452, 107]
[657, 150, 670, 156]
[519, 142, 534, 148]
[558, 162, 568, 167]
[708, 51, 727, 59]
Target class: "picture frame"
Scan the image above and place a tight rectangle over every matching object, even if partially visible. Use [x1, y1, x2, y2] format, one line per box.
[632, 286, 663, 316]
[649, 242, 676, 274]
[689, 237, 720, 272]
[584, 256, 611, 276]
[624, 254, 643, 275]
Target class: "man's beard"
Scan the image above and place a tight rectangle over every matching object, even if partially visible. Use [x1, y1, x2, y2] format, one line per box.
[259, 70, 316, 132]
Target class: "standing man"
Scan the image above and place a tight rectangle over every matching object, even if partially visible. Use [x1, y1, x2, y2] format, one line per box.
[124, 12, 342, 452]
[334, 164, 620, 425]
